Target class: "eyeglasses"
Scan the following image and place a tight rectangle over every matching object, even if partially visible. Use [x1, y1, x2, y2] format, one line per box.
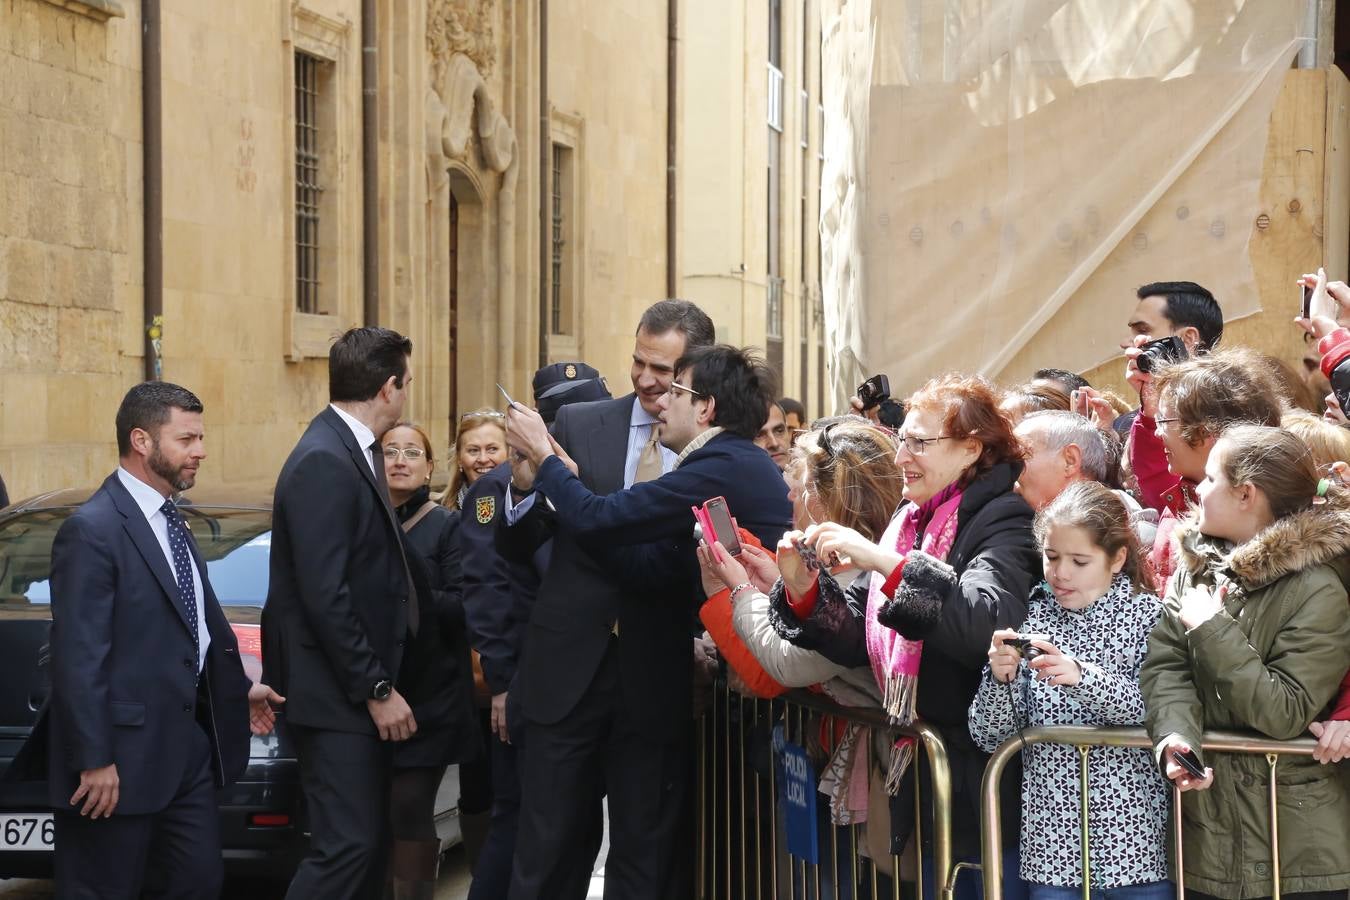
[667, 381, 705, 400]
[382, 446, 426, 461]
[898, 433, 952, 456]
[461, 411, 506, 420]
[1154, 416, 1182, 427]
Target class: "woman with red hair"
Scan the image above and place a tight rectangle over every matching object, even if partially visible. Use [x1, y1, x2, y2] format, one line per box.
[770, 374, 1040, 900]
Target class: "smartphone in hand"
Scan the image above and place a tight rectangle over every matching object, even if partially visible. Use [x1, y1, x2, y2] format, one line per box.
[1170, 747, 1206, 779]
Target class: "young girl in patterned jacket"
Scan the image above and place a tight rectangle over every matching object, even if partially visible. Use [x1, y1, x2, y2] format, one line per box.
[968, 481, 1170, 900]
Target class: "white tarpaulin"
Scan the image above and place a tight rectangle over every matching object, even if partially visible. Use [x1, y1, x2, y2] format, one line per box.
[819, 0, 1309, 401]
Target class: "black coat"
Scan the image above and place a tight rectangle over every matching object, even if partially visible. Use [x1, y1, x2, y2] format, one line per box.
[42, 473, 252, 814]
[769, 461, 1040, 857]
[261, 407, 413, 735]
[508, 416, 793, 743]
[460, 463, 543, 699]
[394, 488, 481, 766]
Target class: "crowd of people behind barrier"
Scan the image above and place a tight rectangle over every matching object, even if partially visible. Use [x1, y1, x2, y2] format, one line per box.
[37, 274, 1350, 900]
[688, 273, 1350, 900]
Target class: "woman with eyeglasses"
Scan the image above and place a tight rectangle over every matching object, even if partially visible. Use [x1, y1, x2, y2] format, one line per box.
[381, 421, 482, 895]
[769, 374, 1040, 900]
[443, 409, 509, 510]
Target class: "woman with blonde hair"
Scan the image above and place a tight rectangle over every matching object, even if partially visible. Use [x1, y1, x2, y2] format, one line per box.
[443, 409, 508, 510]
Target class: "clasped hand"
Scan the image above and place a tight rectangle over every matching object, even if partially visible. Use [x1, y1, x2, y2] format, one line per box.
[987, 630, 1078, 686]
[696, 540, 779, 599]
[1177, 584, 1225, 631]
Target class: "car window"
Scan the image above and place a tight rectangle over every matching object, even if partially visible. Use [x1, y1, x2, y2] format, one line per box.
[0, 507, 273, 608]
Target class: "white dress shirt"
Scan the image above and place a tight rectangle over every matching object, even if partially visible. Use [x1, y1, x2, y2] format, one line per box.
[329, 403, 379, 475]
[116, 468, 210, 672]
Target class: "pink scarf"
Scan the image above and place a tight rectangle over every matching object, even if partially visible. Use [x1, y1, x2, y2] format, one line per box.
[865, 482, 962, 792]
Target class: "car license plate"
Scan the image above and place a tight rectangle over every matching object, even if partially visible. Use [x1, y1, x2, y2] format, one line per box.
[0, 814, 53, 851]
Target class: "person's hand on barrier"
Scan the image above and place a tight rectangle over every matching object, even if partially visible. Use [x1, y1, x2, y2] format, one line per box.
[1027, 639, 1081, 688]
[726, 665, 754, 697]
[1160, 737, 1214, 792]
[697, 540, 749, 597]
[738, 543, 781, 595]
[491, 691, 510, 744]
[987, 629, 1021, 684]
[1178, 584, 1225, 631]
[1309, 720, 1350, 764]
[694, 634, 720, 686]
[777, 530, 819, 601]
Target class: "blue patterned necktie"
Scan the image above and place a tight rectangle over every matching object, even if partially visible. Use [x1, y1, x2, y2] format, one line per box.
[160, 499, 200, 656]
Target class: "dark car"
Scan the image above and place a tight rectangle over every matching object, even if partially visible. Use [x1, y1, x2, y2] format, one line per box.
[0, 486, 463, 879]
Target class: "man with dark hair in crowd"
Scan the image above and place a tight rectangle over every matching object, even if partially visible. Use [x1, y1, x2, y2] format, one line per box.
[495, 299, 715, 900]
[44, 382, 278, 897]
[1031, 367, 1090, 395]
[779, 396, 807, 432]
[457, 361, 610, 900]
[1121, 281, 1224, 354]
[504, 342, 792, 897]
[754, 399, 791, 470]
[264, 327, 422, 900]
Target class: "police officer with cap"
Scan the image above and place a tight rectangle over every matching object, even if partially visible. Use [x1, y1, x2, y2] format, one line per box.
[456, 362, 609, 900]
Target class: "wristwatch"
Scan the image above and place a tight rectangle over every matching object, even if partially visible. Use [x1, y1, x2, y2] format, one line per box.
[370, 679, 393, 701]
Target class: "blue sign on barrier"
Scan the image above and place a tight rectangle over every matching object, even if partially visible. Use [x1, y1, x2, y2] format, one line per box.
[773, 724, 819, 864]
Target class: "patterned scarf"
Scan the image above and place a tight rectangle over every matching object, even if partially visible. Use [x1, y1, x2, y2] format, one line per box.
[865, 481, 962, 792]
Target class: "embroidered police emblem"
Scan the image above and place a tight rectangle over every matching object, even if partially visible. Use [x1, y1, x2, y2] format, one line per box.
[564, 364, 577, 379]
[475, 496, 496, 524]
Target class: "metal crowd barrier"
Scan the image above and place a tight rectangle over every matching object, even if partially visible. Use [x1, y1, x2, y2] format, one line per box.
[978, 725, 1320, 900]
[694, 679, 955, 900]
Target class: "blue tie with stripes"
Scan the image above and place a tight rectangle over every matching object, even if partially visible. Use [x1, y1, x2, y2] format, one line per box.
[160, 499, 199, 657]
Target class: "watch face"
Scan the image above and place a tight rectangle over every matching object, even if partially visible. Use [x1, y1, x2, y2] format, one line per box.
[373, 680, 392, 700]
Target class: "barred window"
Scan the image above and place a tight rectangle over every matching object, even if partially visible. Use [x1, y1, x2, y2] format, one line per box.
[295, 52, 324, 314]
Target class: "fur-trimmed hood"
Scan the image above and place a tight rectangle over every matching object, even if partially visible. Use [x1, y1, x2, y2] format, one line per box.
[1174, 499, 1350, 590]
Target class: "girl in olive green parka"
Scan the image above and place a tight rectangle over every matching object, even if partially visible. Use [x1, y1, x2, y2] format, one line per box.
[1141, 425, 1350, 900]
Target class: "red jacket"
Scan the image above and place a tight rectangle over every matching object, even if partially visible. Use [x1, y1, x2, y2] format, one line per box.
[1130, 411, 1195, 516]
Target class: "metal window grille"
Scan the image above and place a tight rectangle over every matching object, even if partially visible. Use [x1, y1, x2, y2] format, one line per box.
[767, 276, 784, 340]
[767, 64, 784, 132]
[295, 53, 322, 314]
[551, 144, 564, 334]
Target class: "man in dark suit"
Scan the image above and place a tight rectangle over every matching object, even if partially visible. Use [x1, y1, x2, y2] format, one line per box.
[458, 361, 611, 900]
[501, 308, 789, 897]
[46, 381, 280, 899]
[262, 327, 420, 900]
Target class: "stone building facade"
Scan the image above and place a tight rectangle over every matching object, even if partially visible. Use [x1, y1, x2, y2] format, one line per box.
[0, 0, 827, 499]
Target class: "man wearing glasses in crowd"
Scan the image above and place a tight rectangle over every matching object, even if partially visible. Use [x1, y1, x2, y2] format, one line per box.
[503, 339, 792, 899]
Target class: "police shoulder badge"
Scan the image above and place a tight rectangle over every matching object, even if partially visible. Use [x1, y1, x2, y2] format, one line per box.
[475, 495, 496, 524]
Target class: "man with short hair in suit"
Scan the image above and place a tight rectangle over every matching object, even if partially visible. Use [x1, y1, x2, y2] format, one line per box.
[500, 301, 746, 899]
[46, 381, 281, 899]
[506, 343, 793, 897]
[263, 326, 421, 900]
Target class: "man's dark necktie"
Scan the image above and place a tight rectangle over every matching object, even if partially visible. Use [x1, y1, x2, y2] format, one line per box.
[160, 499, 200, 659]
[370, 442, 421, 636]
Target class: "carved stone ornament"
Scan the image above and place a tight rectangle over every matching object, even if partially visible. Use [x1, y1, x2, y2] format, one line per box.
[428, 0, 497, 83]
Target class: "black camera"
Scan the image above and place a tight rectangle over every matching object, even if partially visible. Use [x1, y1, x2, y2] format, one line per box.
[857, 374, 906, 429]
[1004, 636, 1042, 661]
[1135, 335, 1187, 374]
[857, 374, 890, 409]
[1333, 358, 1350, 420]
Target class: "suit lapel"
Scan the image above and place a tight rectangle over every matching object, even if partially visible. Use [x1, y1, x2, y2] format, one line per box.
[105, 475, 195, 637]
[593, 395, 635, 496]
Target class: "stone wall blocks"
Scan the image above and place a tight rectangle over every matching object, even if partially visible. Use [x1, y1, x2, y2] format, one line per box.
[72, 249, 114, 309]
[56, 306, 119, 373]
[0, 299, 59, 369]
[4, 239, 47, 305]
